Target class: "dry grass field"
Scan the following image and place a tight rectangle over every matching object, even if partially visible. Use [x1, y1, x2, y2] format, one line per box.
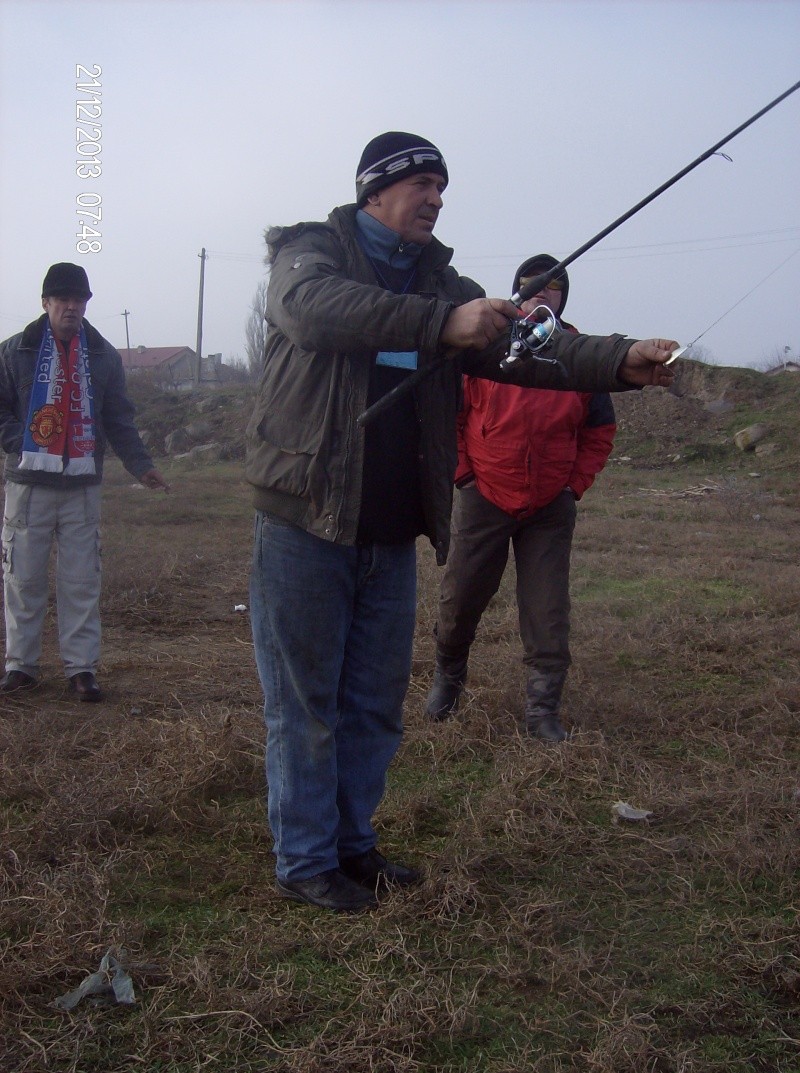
[1, 364, 798, 1072]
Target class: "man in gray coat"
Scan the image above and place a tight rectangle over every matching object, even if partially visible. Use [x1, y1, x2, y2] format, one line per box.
[246, 131, 677, 912]
[0, 262, 169, 701]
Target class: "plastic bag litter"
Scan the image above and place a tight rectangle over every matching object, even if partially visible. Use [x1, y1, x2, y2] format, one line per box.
[53, 950, 136, 1010]
[612, 800, 653, 823]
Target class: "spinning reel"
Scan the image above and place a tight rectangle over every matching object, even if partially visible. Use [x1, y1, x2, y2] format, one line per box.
[499, 304, 567, 376]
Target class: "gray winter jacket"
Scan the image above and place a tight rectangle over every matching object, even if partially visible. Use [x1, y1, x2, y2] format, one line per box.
[245, 204, 635, 563]
[0, 315, 154, 488]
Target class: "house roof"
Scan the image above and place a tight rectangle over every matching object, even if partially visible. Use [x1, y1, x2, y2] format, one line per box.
[121, 346, 195, 370]
[766, 359, 800, 374]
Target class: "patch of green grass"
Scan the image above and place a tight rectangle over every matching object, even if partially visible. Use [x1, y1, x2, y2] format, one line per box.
[387, 754, 495, 806]
[681, 442, 734, 464]
[613, 650, 653, 669]
[674, 670, 746, 696]
[654, 738, 690, 758]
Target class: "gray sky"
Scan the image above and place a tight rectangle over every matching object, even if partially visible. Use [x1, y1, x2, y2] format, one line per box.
[1, 0, 798, 369]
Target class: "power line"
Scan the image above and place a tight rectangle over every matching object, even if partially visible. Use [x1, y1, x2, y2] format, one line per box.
[588, 225, 800, 251]
[461, 226, 800, 265]
[598, 225, 800, 250]
[204, 250, 264, 264]
[583, 236, 800, 262]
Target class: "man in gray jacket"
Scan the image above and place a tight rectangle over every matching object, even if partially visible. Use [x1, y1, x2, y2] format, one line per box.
[0, 262, 169, 701]
[246, 131, 677, 912]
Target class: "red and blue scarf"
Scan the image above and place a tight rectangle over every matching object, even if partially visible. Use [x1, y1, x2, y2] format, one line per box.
[19, 322, 96, 475]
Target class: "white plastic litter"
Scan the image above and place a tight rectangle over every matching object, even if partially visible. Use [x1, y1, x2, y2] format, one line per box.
[54, 950, 136, 1010]
[612, 800, 653, 823]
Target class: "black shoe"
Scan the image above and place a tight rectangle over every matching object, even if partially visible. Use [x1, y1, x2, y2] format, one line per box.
[526, 714, 568, 742]
[340, 848, 422, 891]
[276, 868, 378, 912]
[68, 671, 103, 703]
[0, 670, 38, 693]
[425, 670, 465, 721]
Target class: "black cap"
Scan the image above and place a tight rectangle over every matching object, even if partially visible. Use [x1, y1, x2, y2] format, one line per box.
[355, 131, 448, 207]
[41, 263, 92, 300]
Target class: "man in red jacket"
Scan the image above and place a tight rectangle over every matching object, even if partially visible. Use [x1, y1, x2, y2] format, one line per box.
[425, 254, 616, 740]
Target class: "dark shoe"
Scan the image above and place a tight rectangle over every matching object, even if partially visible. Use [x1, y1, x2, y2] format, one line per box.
[527, 713, 568, 743]
[276, 868, 377, 912]
[0, 670, 38, 693]
[425, 671, 463, 720]
[524, 669, 568, 742]
[340, 848, 422, 891]
[425, 649, 469, 721]
[68, 671, 103, 703]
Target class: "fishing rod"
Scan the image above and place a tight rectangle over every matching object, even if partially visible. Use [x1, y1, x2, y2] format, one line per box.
[357, 78, 800, 428]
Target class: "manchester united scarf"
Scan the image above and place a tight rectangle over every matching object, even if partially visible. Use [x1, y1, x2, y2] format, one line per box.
[19, 323, 96, 475]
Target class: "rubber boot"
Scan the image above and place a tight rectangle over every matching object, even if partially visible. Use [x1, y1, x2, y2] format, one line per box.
[425, 648, 469, 721]
[524, 669, 569, 742]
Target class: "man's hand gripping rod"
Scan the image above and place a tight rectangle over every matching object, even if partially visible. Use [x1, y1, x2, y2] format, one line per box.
[357, 78, 800, 428]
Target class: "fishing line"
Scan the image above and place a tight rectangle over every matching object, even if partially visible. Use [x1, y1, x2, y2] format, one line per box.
[684, 245, 800, 348]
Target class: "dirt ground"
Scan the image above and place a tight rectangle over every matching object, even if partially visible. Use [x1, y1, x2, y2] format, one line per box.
[1, 363, 798, 1072]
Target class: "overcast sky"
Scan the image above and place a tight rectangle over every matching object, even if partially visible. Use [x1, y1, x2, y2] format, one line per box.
[1, 0, 798, 369]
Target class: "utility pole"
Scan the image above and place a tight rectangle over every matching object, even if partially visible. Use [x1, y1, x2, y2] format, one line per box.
[121, 309, 131, 365]
[195, 248, 206, 388]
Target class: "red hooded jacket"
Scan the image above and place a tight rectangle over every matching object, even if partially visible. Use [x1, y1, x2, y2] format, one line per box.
[455, 321, 617, 517]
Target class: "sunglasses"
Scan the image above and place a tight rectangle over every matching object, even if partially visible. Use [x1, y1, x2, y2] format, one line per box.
[519, 276, 564, 292]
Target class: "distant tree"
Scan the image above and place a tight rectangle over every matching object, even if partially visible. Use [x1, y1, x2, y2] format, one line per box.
[244, 279, 269, 379]
[224, 354, 253, 384]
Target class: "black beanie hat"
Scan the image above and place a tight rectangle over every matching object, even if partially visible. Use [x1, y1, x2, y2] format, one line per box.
[513, 254, 569, 315]
[42, 263, 93, 300]
[355, 131, 448, 207]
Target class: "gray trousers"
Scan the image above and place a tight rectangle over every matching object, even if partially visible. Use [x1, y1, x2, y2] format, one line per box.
[2, 483, 102, 677]
[435, 482, 576, 674]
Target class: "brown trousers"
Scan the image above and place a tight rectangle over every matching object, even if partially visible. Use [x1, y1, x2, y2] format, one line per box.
[435, 482, 576, 674]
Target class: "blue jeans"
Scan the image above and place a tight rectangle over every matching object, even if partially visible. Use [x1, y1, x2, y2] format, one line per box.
[250, 512, 417, 883]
